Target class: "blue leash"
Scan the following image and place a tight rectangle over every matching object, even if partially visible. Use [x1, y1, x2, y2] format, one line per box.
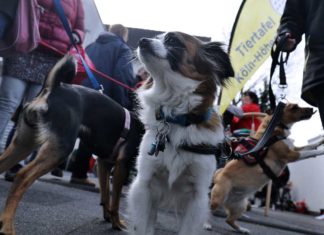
[54, 0, 102, 92]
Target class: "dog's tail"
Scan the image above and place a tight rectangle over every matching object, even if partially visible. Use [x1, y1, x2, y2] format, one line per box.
[44, 55, 77, 91]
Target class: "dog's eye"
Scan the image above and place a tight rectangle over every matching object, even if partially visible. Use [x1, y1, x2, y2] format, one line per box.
[165, 34, 180, 46]
[166, 37, 176, 44]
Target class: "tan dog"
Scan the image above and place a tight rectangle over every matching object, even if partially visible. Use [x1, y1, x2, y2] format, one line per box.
[209, 103, 324, 234]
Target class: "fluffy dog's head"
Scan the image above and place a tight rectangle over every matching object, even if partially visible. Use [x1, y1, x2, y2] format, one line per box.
[138, 32, 233, 84]
[137, 31, 234, 111]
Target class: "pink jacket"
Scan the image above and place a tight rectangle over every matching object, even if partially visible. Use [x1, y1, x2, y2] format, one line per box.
[37, 0, 85, 52]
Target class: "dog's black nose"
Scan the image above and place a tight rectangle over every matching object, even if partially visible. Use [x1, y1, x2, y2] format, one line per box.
[139, 38, 151, 48]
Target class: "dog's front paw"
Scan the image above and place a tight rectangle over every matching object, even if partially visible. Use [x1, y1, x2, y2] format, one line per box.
[110, 211, 127, 231]
[0, 219, 15, 235]
[237, 226, 250, 234]
[112, 218, 127, 231]
[203, 222, 212, 231]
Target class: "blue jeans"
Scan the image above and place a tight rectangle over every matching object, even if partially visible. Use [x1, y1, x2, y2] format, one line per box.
[0, 76, 42, 152]
[0, 13, 10, 39]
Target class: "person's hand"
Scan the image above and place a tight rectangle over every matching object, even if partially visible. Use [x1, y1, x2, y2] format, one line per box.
[277, 32, 297, 52]
[72, 32, 81, 44]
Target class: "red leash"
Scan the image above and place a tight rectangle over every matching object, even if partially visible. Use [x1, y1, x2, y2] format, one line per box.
[39, 41, 136, 92]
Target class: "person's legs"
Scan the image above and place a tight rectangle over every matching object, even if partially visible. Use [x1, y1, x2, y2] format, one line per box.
[3, 81, 42, 181]
[70, 141, 95, 186]
[0, 76, 27, 152]
[22, 82, 42, 103]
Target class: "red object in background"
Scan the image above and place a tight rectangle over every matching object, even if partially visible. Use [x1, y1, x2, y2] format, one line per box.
[39, 40, 96, 85]
[68, 45, 97, 85]
[295, 200, 308, 214]
[232, 103, 262, 131]
[88, 156, 96, 173]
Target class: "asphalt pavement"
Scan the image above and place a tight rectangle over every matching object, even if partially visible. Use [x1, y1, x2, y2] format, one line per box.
[0, 171, 323, 235]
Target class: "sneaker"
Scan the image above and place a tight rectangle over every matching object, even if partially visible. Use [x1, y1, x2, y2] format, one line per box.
[4, 164, 23, 182]
[70, 177, 95, 187]
[51, 168, 63, 177]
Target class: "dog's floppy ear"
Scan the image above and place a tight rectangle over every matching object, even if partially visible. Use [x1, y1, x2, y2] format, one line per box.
[199, 42, 234, 85]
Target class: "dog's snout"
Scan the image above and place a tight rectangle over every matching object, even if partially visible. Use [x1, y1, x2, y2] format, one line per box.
[139, 38, 151, 48]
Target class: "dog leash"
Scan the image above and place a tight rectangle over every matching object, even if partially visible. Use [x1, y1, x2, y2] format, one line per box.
[235, 101, 285, 158]
[54, 0, 136, 93]
[269, 34, 290, 110]
[54, 0, 103, 92]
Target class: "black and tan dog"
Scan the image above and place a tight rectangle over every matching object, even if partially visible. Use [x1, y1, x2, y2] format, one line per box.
[208, 103, 324, 234]
[0, 56, 143, 234]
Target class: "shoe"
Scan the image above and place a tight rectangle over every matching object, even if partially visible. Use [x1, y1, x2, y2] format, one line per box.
[4, 164, 23, 182]
[70, 177, 95, 187]
[51, 168, 63, 177]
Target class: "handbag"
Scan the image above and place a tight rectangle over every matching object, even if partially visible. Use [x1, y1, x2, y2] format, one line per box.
[0, 0, 41, 57]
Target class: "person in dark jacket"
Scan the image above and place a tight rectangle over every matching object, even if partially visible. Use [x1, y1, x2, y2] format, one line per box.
[69, 24, 138, 186]
[84, 24, 137, 110]
[276, 0, 324, 129]
[0, 0, 18, 38]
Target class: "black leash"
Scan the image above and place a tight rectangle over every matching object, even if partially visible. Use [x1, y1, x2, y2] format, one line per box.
[269, 34, 290, 110]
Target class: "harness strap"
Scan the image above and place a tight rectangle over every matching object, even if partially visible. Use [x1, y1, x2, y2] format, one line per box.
[244, 135, 286, 183]
[179, 142, 230, 163]
[180, 143, 223, 155]
[111, 108, 131, 159]
[252, 152, 279, 184]
[236, 102, 285, 158]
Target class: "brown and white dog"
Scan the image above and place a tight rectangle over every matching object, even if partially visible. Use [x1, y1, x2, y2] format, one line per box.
[0, 56, 143, 234]
[208, 103, 324, 234]
[127, 32, 234, 235]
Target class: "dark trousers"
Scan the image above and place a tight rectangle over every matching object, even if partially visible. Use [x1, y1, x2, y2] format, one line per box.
[71, 141, 92, 179]
[317, 94, 324, 130]
[0, 13, 10, 39]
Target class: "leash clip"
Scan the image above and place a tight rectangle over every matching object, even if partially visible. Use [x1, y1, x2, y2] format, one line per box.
[278, 84, 287, 100]
[99, 84, 104, 94]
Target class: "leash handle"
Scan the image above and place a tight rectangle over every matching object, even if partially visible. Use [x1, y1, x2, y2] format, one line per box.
[269, 34, 290, 110]
[54, 0, 102, 92]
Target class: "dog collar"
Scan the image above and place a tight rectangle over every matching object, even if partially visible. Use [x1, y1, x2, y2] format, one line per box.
[155, 106, 214, 127]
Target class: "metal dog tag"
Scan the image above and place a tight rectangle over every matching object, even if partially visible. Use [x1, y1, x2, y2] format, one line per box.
[148, 121, 170, 157]
[154, 134, 166, 156]
[148, 141, 158, 156]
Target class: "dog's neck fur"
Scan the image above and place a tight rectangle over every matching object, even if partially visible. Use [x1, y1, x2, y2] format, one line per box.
[138, 72, 221, 131]
[252, 115, 291, 140]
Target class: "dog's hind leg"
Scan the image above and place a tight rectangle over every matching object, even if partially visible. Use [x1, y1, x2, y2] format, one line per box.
[0, 139, 73, 235]
[210, 177, 231, 211]
[110, 145, 128, 230]
[97, 158, 113, 224]
[205, 178, 231, 231]
[0, 125, 38, 174]
[225, 199, 250, 234]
